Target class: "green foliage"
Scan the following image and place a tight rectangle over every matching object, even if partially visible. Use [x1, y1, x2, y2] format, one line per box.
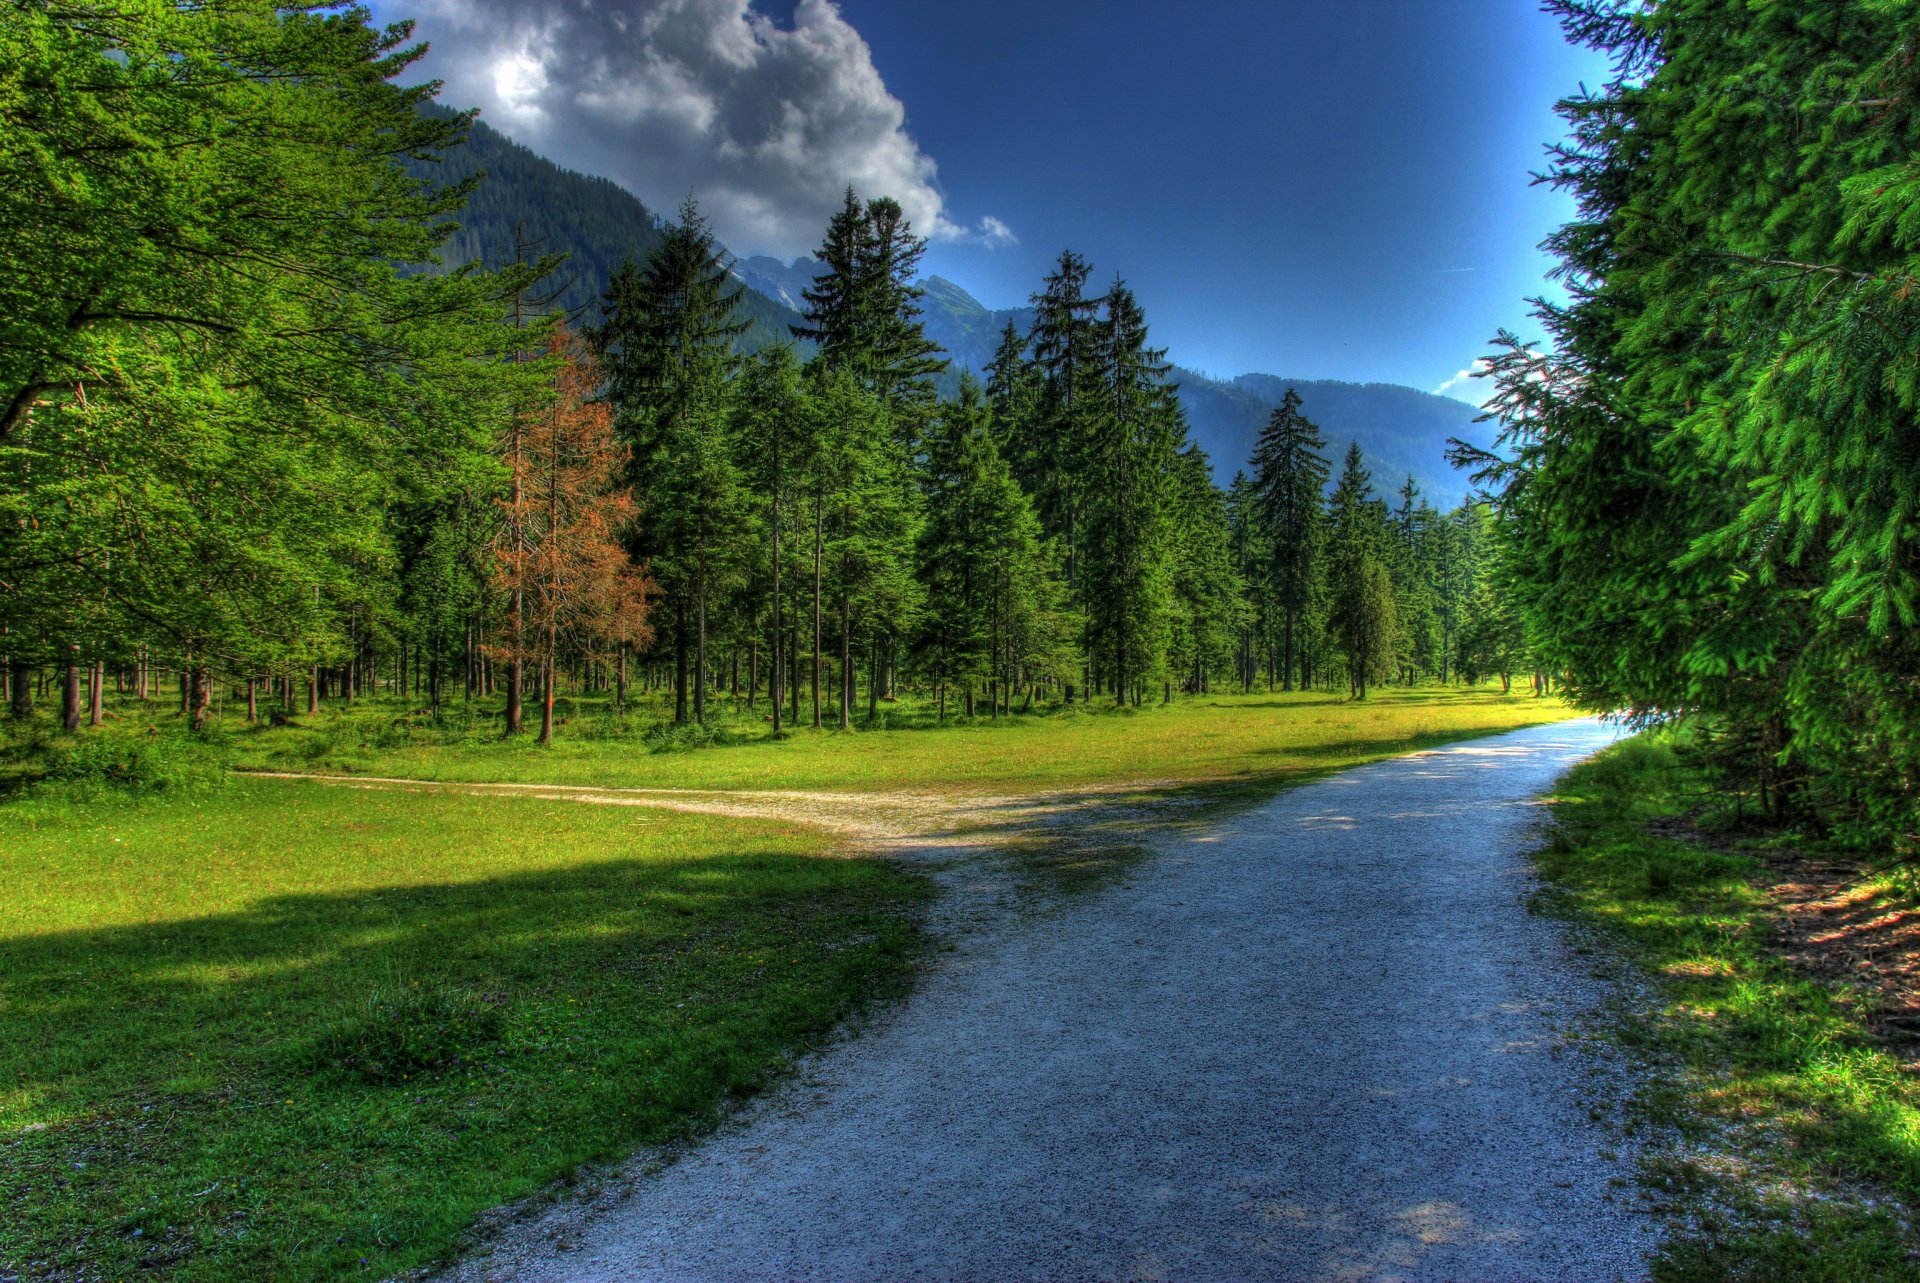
[1468, 0, 1920, 844]
[39, 733, 222, 796]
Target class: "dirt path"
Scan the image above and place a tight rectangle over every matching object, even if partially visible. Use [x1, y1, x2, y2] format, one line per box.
[241, 769, 1182, 845]
[411, 717, 1649, 1282]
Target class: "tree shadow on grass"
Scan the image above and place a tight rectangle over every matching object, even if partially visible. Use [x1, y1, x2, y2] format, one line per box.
[1, 852, 923, 1281]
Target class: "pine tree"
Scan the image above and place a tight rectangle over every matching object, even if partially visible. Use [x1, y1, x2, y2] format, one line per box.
[1168, 446, 1244, 698]
[1081, 281, 1180, 706]
[597, 198, 750, 724]
[1325, 443, 1397, 699]
[492, 331, 653, 744]
[734, 346, 814, 735]
[1248, 388, 1329, 689]
[1022, 251, 1104, 608]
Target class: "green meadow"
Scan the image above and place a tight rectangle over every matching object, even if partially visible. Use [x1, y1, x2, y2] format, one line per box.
[0, 683, 1572, 1280]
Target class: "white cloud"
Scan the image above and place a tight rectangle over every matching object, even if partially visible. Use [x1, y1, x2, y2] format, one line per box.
[975, 214, 1018, 248]
[1433, 359, 1492, 403]
[407, 0, 1009, 259]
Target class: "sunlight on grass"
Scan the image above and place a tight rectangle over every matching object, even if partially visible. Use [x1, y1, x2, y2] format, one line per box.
[225, 686, 1578, 795]
[0, 781, 926, 1282]
[1539, 735, 1920, 1282]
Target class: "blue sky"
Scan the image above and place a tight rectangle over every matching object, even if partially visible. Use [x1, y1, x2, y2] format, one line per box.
[380, 0, 1609, 400]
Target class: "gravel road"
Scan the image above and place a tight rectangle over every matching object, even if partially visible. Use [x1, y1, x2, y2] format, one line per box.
[442, 717, 1651, 1282]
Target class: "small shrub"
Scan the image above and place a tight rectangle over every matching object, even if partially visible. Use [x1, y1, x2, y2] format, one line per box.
[643, 719, 718, 752]
[41, 732, 225, 793]
[303, 983, 504, 1085]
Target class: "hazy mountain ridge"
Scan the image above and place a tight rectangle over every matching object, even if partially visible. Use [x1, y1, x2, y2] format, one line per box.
[408, 108, 800, 350]
[416, 113, 1487, 503]
[902, 272, 1488, 503]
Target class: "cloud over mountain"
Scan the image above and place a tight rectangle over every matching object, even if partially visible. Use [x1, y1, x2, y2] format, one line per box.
[404, 0, 1006, 259]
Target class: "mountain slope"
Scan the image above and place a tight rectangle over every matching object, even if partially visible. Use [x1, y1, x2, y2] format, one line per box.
[413, 112, 1488, 503]
[902, 274, 1488, 503]
[410, 108, 804, 349]
[1177, 371, 1490, 504]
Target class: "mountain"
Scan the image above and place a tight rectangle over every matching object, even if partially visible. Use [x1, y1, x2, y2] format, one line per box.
[898, 274, 1490, 504]
[733, 255, 822, 313]
[414, 112, 1489, 504]
[408, 107, 803, 350]
[1174, 371, 1491, 506]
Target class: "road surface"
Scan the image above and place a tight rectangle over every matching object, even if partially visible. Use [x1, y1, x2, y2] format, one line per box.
[442, 717, 1650, 1282]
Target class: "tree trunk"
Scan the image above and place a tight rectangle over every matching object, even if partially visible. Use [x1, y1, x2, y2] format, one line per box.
[811, 498, 823, 729]
[790, 624, 801, 726]
[539, 627, 556, 745]
[695, 574, 709, 726]
[186, 664, 209, 733]
[61, 647, 80, 732]
[838, 592, 852, 731]
[770, 500, 783, 734]
[10, 657, 31, 717]
[675, 601, 690, 726]
[89, 659, 104, 726]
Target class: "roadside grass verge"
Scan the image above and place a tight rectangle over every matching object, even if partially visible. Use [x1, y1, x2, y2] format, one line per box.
[0, 780, 927, 1282]
[216, 685, 1577, 795]
[1538, 734, 1920, 1282]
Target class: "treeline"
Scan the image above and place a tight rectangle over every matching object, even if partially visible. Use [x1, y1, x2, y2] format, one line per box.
[0, 2, 1525, 747]
[1467, 0, 1920, 843]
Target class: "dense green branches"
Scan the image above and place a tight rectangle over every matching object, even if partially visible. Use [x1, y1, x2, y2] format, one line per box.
[2, 5, 1531, 746]
[1469, 0, 1920, 837]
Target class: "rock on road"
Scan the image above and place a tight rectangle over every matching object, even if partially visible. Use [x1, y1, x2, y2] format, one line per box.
[445, 717, 1652, 1282]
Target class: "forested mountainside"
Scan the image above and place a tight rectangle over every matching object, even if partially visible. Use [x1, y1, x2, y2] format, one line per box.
[424, 112, 1487, 500]
[408, 107, 801, 350]
[905, 272, 1489, 502]
[1178, 373, 1490, 506]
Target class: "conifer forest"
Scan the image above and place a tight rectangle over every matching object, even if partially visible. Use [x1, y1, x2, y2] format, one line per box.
[0, 5, 1531, 751]
[12, 3, 1920, 1281]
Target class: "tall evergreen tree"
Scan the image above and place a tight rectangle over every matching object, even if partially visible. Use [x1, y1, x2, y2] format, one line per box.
[1248, 388, 1330, 689]
[1021, 251, 1105, 607]
[597, 198, 750, 724]
[1081, 281, 1181, 705]
[1326, 443, 1397, 699]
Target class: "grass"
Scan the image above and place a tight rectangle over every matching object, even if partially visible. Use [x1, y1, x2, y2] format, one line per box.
[217, 684, 1578, 796]
[0, 779, 926, 1281]
[0, 680, 1579, 1280]
[1537, 734, 1920, 1282]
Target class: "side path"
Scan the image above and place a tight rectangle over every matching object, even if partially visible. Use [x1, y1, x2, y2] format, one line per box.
[439, 718, 1652, 1282]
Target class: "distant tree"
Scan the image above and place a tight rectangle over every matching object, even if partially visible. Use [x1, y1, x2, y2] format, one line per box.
[1248, 388, 1329, 689]
[1326, 443, 1397, 699]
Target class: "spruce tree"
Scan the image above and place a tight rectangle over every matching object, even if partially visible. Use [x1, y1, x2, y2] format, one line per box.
[1248, 388, 1329, 689]
[1326, 443, 1397, 699]
[597, 198, 750, 724]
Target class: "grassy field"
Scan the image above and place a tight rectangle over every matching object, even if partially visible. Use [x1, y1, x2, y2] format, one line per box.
[0, 682, 1578, 1281]
[0, 781, 925, 1281]
[1538, 735, 1920, 1282]
[220, 685, 1578, 796]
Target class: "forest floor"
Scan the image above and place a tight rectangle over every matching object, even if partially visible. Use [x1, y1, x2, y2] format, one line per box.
[0, 685, 1578, 1282]
[1535, 736, 1920, 1282]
